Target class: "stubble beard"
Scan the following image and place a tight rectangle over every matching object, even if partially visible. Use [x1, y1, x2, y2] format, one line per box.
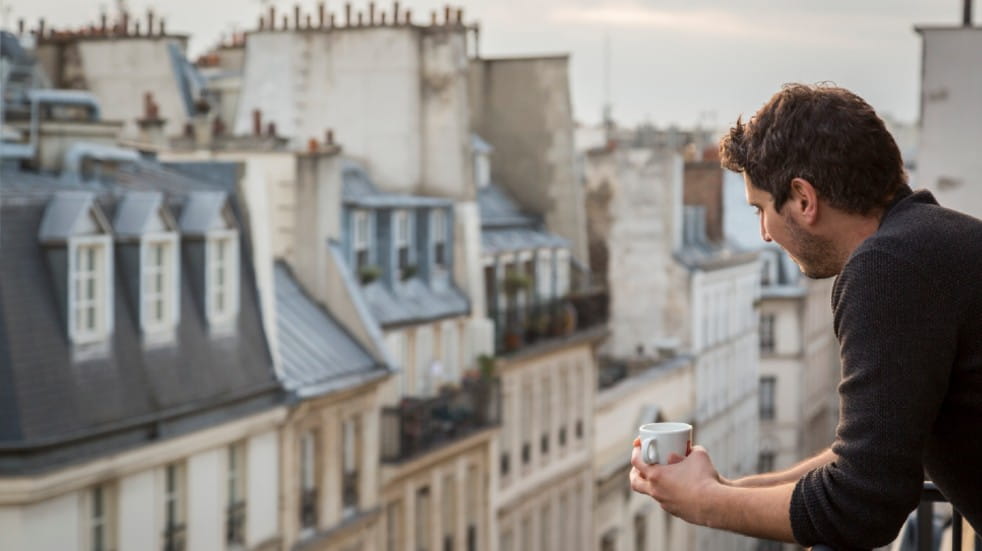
[785, 215, 840, 279]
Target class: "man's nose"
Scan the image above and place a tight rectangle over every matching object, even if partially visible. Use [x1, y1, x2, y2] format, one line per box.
[760, 218, 772, 243]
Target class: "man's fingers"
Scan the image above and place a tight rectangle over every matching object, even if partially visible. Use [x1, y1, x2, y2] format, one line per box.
[633, 437, 641, 447]
[666, 452, 685, 465]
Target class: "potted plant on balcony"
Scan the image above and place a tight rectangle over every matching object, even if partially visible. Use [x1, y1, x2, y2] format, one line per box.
[358, 264, 381, 285]
[551, 298, 578, 336]
[400, 263, 418, 282]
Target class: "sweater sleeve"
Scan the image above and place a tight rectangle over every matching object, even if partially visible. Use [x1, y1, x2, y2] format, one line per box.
[789, 249, 958, 550]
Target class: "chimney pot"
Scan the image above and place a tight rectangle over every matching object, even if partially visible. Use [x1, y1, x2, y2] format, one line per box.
[282, 15, 288, 30]
[326, 129, 335, 145]
[38, 18, 46, 38]
[318, 2, 325, 28]
[431, 11, 437, 25]
[269, 5, 276, 29]
[160, 19, 166, 35]
[147, 10, 155, 35]
[135, 21, 141, 35]
[444, 5, 451, 25]
[184, 122, 195, 138]
[17, 19, 24, 35]
[381, 12, 387, 25]
[100, 13, 108, 33]
[294, 4, 301, 29]
[456, 8, 463, 24]
[405, 8, 412, 24]
[212, 117, 226, 137]
[121, 12, 129, 36]
[308, 138, 319, 152]
[369, 2, 376, 24]
[357, 11, 363, 26]
[267, 122, 277, 137]
[345, 3, 352, 25]
[330, 13, 336, 27]
[259, 15, 266, 30]
[252, 109, 263, 136]
[306, 14, 312, 28]
[965, 0, 974, 26]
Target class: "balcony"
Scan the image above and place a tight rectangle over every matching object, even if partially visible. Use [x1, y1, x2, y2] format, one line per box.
[381, 377, 501, 463]
[162, 523, 186, 551]
[225, 501, 246, 546]
[342, 471, 359, 515]
[811, 482, 979, 551]
[489, 291, 609, 356]
[300, 487, 318, 530]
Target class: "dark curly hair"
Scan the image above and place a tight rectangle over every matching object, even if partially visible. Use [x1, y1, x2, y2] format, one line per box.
[720, 83, 907, 215]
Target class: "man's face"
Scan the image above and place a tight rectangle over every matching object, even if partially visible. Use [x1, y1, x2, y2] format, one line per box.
[744, 175, 838, 279]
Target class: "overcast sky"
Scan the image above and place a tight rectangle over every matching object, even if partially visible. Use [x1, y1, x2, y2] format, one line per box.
[1, 0, 968, 128]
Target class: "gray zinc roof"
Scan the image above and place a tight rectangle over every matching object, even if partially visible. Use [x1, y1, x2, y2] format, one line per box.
[361, 278, 470, 328]
[477, 184, 538, 228]
[179, 191, 230, 235]
[113, 192, 175, 238]
[274, 263, 386, 395]
[341, 160, 452, 209]
[37, 191, 109, 243]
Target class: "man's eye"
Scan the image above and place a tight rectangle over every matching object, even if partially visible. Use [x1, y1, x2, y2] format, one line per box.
[752, 206, 762, 216]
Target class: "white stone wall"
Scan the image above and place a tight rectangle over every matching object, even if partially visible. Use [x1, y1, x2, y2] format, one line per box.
[187, 449, 224, 551]
[118, 470, 157, 550]
[606, 150, 685, 357]
[916, 28, 982, 219]
[246, 430, 280, 547]
[75, 38, 191, 138]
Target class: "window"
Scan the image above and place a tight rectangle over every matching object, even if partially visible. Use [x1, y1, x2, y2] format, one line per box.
[386, 501, 403, 551]
[142, 237, 179, 333]
[433, 209, 448, 270]
[342, 417, 360, 516]
[416, 487, 431, 551]
[559, 370, 569, 448]
[555, 249, 570, 297]
[759, 376, 776, 420]
[353, 210, 371, 271]
[226, 442, 247, 547]
[540, 504, 551, 551]
[163, 463, 186, 551]
[483, 262, 496, 317]
[442, 475, 456, 551]
[300, 430, 318, 531]
[466, 466, 479, 551]
[535, 250, 553, 300]
[206, 232, 239, 325]
[395, 210, 412, 274]
[521, 381, 533, 465]
[758, 451, 776, 474]
[541, 375, 551, 455]
[70, 239, 112, 343]
[759, 313, 775, 354]
[87, 484, 116, 551]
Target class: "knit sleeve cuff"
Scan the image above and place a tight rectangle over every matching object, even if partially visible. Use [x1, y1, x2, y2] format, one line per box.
[790, 474, 822, 547]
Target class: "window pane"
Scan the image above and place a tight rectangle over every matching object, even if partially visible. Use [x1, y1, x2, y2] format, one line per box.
[86, 305, 96, 330]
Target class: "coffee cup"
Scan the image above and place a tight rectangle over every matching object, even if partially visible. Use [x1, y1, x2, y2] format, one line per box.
[637, 422, 692, 465]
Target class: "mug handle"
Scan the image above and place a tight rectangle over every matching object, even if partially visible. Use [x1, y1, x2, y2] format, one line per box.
[642, 438, 658, 465]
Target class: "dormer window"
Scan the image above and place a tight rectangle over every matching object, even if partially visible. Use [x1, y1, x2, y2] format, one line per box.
[179, 191, 240, 329]
[71, 239, 111, 343]
[39, 192, 114, 346]
[115, 192, 180, 338]
[353, 210, 371, 271]
[395, 210, 412, 273]
[433, 209, 448, 271]
[207, 231, 239, 325]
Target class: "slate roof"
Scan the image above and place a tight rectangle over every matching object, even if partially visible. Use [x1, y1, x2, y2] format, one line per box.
[0, 164, 280, 475]
[274, 262, 386, 397]
[360, 278, 471, 328]
[341, 161, 452, 209]
[477, 183, 570, 254]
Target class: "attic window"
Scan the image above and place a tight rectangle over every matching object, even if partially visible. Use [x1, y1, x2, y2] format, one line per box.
[432, 209, 447, 270]
[142, 238, 178, 333]
[395, 210, 411, 272]
[71, 239, 111, 343]
[353, 210, 371, 271]
[207, 231, 239, 325]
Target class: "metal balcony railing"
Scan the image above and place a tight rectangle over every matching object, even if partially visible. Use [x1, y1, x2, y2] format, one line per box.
[811, 482, 979, 551]
[162, 523, 186, 551]
[381, 377, 501, 463]
[300, 487, 318, 529]
[225, 501, 246, 545]
[489, 291, 608, 355]
[342, 471, 359, 513]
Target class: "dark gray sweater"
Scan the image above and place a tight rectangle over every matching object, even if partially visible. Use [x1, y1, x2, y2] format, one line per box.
[789, 189, 982, 550]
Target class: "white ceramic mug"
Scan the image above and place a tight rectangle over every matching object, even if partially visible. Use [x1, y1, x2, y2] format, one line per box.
[638, 422, 692, 465]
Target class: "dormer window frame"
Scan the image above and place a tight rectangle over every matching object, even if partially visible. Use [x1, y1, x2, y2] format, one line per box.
[352, 209, 373, 272]
[205, 229, 240, 328]
[394, 209, 414, 275]
[68, 234, 114, 345]
[140, 232, 181, 336]
[432, 208, 448, 273]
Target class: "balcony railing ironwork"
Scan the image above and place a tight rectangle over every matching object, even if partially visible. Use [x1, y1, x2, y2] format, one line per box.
[300, 487, 318, 529]
[342, 471, 359, 514]
[381, 377, 501, 463]
[162, 523, 186, 551]
[225, 501, 246, 546]
[811, 482, 979, 551]
[489, 291, 608, 355]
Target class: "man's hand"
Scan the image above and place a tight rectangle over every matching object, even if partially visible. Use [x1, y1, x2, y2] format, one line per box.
[629, 439, 723, 527]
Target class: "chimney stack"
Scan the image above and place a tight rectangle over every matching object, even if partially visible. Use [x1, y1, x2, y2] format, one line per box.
[381, 12, 387, 25]
[456, 8, 463, 24]
[101, 13, 108, 34]
[138, 92, 168, 149]
[444, 5, 451, 25]
[134, 21, 141, 36]
[318, 2, 325, 28]
[282, 15, 288, 30]
[252, 110, 263, 137]
[369, 2, 376, 24]
[160, 18, 166, 35]
[38, 18, 46, 39]
[431, 11, 437, 25]
[294, 4, 301, 29]
[121, 11, 129, 36]
[965, 0, 974, 26]
[345, 3, 352, 25]
[308, 138, 320, 153]
[326, 129, 334, 145]
[267, 122, 277, 137]
[405, 9, 412, 24]
[330, 13, 336, 27]
[259, 15, 266, 30]
[147, 10, 155, 36]
[268, 5, 276, 30]
[393, 2, 401, 24]
[357, 11, 363, 26]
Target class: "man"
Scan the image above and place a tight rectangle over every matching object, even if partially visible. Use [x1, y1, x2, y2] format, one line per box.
[629, 83, 982, 550]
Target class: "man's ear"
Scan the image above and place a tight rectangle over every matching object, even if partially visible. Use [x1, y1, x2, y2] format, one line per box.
[789, 178, 819, 224]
